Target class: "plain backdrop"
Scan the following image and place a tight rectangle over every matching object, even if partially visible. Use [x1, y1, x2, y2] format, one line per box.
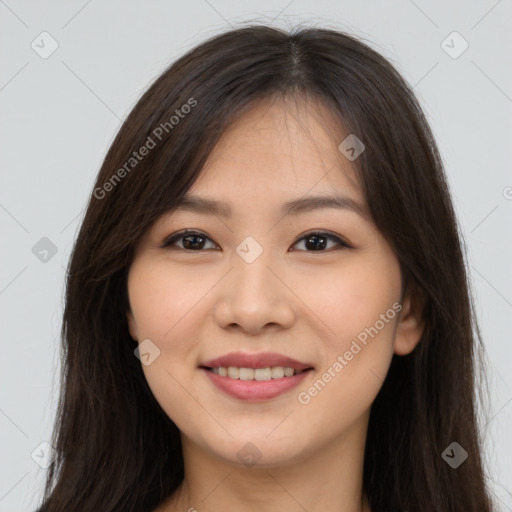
[1, 1, 511, 510]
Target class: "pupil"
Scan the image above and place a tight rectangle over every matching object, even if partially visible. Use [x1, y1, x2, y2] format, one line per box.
[183, 235, 204, 250]
[306, 234, 326, 250]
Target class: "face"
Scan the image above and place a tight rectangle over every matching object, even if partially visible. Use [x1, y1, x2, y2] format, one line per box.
[126, 96, 423, 468]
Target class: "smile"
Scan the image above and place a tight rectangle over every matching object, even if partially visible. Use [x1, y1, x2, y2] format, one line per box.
[201, 366, 313, 401]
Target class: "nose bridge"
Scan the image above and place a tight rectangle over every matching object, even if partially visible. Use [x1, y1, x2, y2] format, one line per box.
[213, 233, 294, 332]
[233, 234, 275, 297]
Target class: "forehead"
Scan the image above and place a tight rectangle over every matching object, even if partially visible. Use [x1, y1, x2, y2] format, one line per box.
[187, 95, 364, 206]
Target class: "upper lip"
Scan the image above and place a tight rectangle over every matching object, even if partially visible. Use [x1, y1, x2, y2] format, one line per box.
[201, 352, 313, 371]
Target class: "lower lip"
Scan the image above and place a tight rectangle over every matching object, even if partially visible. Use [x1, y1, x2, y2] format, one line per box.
[201, 368, 313, 401]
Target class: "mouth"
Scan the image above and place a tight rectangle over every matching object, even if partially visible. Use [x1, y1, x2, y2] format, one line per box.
[200, 351, 313, 380]
[199, 352, 314, 401]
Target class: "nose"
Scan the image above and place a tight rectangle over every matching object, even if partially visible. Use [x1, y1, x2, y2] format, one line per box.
[213, 245, 296, 335]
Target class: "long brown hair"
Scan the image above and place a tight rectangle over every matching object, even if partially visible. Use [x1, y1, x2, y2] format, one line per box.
[37, 25, 494, 511]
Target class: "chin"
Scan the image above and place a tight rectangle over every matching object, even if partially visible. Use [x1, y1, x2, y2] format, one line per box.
[209, 435, 307, 468]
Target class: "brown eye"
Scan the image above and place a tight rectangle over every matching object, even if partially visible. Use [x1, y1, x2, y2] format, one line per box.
[161, 230, 218, 251]
[290, 231, 351, 252]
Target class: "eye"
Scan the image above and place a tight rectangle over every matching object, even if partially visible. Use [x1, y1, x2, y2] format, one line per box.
[161, 229, 352, 252]
[160, 230, 218, 251]
[290, 231, 352, 252]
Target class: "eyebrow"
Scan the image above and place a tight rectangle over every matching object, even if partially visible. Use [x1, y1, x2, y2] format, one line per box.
[173, 194, 369, 220]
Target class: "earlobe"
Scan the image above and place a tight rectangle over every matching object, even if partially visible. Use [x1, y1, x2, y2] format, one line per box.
[126, 310, 138, 341]
[393, 284, 425, 356]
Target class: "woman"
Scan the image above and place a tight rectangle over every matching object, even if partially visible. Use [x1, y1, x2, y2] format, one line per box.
[37, 25, 494, 511]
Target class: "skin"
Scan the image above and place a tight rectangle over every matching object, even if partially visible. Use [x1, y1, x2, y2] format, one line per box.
[126, 95, 424, 512]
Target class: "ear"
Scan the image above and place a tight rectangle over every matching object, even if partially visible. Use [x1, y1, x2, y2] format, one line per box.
[126, 310, 139, 341]
[393, 282, 425, 356]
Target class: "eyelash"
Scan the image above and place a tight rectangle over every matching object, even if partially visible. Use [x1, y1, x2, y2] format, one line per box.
[160, 229, 352, 252]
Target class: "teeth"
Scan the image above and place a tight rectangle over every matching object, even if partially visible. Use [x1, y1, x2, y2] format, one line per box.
[271, 366, 284, 379]
[283, 367, 294, 377]
[239, 368, 255, 380]
[211, 366, 303, 381]
[227, 366, 239, 379]
[255, 368, 271, 380]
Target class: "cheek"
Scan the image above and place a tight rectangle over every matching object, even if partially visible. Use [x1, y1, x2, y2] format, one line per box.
[291, 253, 401, 405]
[126, 256, 222, 397]
[294, 255, 401, 343]
[127, 258, 212, 341]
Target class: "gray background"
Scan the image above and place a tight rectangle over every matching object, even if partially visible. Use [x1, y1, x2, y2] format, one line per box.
[1, 1, 511, 510]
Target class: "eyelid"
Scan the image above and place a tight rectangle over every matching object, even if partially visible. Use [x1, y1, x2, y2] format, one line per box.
[160, 229, 353, 251]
